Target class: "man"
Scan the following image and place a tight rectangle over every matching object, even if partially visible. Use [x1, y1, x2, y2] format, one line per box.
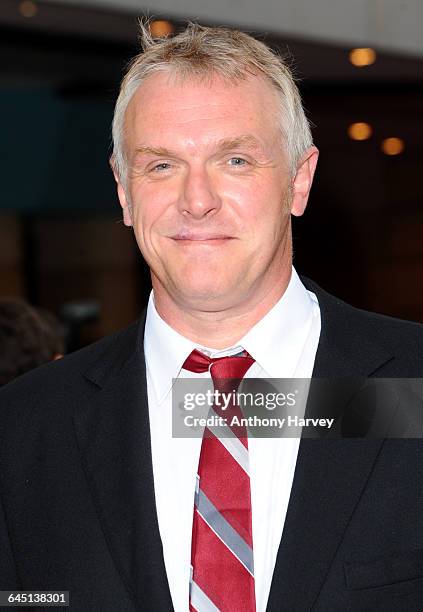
[1, 22, 423, 612]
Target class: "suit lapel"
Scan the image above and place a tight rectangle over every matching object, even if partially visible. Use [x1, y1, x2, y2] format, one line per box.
[266, 439, 385, 610]
[73, 317, 173, 611]
[266, 280, 394, 611]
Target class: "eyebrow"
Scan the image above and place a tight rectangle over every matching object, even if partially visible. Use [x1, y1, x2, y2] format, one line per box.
[215, 135, 266, 154]
[134, 135, 266, 158]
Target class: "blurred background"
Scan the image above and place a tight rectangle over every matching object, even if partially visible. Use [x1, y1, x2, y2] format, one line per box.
[1, 0, 422, 352]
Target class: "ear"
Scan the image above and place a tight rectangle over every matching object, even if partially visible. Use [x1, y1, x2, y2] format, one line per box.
[110, 159, 133, 227]
[290, 146, 319, 217]
[117, 182, 133, 227]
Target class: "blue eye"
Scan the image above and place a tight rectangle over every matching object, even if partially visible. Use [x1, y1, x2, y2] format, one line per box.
[152, 162, 171, 172]
[228, 157, 247, 166]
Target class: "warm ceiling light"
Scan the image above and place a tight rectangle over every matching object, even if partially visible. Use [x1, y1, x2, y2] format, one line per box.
[349, 48, 377, 67]
[149, 20, 175, 38]
[348, 122, 373, 141]
[381, 137, 405, 156]
[19, 0, 38, 18]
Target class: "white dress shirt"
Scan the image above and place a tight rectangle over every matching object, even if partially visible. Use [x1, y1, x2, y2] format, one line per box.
[144, 267, 321, 611]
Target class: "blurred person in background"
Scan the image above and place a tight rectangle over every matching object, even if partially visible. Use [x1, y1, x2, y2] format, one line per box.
[0, 299, 64, 387]
[0, 21, 423, 612]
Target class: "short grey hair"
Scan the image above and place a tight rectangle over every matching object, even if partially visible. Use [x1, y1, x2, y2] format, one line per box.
[111, 20, 313, 185]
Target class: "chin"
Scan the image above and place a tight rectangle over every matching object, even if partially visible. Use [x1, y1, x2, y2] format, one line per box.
[175, 272, 235, 304]
[174, 278, 245, 311]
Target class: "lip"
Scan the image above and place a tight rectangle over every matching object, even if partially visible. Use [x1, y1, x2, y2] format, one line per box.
[170, 234, 233, 243]
[171, 233, 232, 240]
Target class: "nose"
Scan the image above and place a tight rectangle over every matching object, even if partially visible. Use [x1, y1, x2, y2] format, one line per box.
[178, 167, 222, 219]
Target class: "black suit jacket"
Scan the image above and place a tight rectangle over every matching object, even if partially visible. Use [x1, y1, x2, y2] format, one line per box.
[1, 279, 423, 611]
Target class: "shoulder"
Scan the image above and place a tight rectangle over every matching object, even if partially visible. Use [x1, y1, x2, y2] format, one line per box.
[302, 276, 423, 376]
[0, 317, 144, 422]
[303, 276, 423, 340]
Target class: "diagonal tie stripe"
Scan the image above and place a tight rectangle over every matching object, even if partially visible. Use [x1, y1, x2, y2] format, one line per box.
[190, 576, 220, 612]
[195, 487, 254, 575]
[191, 514, 256, 611]
[197, 431, 253, 547]
[205, 421, 250, 475]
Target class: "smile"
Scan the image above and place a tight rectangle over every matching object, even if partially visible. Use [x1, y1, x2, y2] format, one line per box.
[170, 235, 233, 244]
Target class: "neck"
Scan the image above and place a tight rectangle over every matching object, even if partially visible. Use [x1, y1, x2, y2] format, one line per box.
[152, 263, 292, 350]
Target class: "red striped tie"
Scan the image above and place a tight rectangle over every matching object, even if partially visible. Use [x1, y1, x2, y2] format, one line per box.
[183, 349, 256, 612]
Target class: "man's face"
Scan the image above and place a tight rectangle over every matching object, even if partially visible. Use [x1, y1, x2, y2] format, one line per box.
[117, 72, 316, 313]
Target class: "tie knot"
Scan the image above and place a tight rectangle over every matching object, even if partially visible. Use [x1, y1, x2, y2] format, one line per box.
[183, 348, 255, 409]
[182, 348, 254, 382]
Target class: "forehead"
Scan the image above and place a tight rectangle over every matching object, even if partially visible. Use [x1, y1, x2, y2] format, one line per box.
[124, 71, 281, 147]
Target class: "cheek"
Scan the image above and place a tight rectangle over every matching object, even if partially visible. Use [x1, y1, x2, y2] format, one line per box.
[130, 184, 174, 239]
[223, 180, 286, 229]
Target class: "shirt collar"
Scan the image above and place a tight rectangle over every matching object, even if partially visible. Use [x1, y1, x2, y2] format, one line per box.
[144, 267, 316, 404]
[144, 295, 195, 404]
[239, 267, 316, 378]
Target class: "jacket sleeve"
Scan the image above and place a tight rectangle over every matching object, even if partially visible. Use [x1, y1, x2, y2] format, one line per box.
[0, 489, 19, 589]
